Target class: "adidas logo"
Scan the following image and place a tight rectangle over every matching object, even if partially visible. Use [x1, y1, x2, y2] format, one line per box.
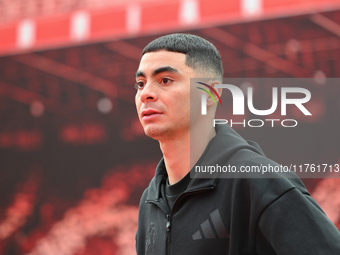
[192, 208, 229, 240]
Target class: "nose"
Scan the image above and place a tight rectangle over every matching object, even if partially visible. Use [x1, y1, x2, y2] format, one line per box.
[139, 83, 157, 103]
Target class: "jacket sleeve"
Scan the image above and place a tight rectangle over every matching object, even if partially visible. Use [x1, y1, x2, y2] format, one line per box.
[255, 187, 340, 255]
[136, 188, 149, 255]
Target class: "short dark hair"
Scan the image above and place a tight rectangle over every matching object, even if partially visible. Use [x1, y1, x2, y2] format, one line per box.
[142, 33, 223, 81]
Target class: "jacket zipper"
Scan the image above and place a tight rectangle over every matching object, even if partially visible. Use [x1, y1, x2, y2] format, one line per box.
[146, 185, 215, 255]
[166, 214, 171, 254]
[166, 214, 171, 242]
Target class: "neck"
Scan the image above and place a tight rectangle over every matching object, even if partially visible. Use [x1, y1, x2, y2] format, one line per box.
[159, 123, 215, 185]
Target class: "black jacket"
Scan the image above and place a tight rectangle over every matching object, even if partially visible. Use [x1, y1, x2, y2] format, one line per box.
[136, 124, 340, 255]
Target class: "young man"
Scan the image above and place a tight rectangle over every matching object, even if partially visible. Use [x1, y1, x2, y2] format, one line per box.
[134, 33, 340, 254]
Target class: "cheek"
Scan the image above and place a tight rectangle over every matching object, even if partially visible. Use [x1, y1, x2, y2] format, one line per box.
[171, 90, 191, 115]
[135, 94, 140, 111]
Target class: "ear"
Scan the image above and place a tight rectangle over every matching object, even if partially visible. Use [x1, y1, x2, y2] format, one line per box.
[206, 81, 222, 107]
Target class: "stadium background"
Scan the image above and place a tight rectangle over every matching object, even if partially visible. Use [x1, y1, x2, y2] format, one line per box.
[0, 0, 340, 254]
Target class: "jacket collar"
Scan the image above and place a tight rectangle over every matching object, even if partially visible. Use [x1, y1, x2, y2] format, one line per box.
[146, 124, 264, 202]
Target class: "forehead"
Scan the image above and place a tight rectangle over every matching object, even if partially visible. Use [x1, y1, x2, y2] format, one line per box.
[138, 51, 189, 74]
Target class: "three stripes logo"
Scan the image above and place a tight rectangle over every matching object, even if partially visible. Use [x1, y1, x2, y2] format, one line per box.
[196, 82, 222, 106]
[192, 208, 229, 240]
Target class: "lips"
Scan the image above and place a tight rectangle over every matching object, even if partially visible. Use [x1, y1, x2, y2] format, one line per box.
[141, 109, 162, 120]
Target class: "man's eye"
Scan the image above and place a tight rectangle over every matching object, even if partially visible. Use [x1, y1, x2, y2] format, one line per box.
[161, 78, 172, 85]
[135, 82, 145, 90]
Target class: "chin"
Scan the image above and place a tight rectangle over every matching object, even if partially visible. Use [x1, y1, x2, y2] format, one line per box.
[144, 126, 170, 140]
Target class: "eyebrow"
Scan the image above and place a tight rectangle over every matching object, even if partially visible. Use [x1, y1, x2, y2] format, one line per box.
[135, 66, 179, 78]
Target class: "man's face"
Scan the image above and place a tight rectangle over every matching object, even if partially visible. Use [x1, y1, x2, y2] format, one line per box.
[135, 50, 195, 140]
